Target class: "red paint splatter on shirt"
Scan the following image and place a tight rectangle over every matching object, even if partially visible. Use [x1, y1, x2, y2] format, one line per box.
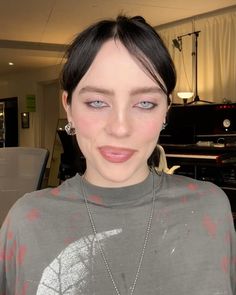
[7, 231, 14, 240]
[17, 245, 27, 265]
[156, 207, 170, 222]
[221, 256, 230, 273]
[68, 211, 82, 231]
[0, 237, 27, 264]
[88, 195, 103, 205]
[15, 282, 29, 295]
[1, 240, 17, 262]
[232, 256, 236, 265]
[203, 215, 217, 237]
[66, 193, 79, 200]
[180, 196, 188, 203]
[187, 183, 198, 191]
[0, 248, 5, 262]
[51, 187, 60, 197]
[64, 237, 76, 245]
[26, 208, 41, 221]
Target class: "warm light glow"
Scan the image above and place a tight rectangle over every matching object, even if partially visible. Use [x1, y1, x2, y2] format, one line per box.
[8, 62, 14, 66]
[177, 92, 194, 99]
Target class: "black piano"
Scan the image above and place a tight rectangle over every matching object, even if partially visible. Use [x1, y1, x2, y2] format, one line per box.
[159, 102, 236, 225]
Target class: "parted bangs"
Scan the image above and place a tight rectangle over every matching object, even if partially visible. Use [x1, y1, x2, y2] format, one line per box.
[61, 15, 176, 105]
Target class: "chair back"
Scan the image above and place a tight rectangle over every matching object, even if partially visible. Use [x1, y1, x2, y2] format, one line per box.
[0, 147, 49, 225]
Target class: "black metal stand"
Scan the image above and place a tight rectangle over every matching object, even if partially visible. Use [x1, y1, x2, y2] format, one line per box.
[173, 31, 212, 104]
[188, 31, 211, 104]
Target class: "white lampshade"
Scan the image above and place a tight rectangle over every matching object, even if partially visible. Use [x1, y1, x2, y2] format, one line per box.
[177, 92, 194, 99]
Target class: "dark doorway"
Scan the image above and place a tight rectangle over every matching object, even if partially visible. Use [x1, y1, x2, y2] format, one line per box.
[0, 97, 18, 147]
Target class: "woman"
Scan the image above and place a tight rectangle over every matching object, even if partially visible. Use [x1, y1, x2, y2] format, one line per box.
[0, 15, 235, 295]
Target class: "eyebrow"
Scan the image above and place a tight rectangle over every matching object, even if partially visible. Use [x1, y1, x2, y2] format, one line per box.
[78, 86, 114, 96]
[78, 85, 163, 96]
[130, 86, 163, 96]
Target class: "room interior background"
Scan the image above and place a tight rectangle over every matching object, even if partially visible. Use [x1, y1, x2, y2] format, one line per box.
[0, 4, 235, 170]
[157, 6, 236, 104]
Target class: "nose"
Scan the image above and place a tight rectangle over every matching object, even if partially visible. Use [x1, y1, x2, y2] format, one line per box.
[105, 108, 131, 138]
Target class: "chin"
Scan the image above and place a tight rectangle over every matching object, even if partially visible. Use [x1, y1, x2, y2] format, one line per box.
[87, 153, 150, 186]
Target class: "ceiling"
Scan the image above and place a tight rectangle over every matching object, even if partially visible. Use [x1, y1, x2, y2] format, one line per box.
[1, 0, 236, 75]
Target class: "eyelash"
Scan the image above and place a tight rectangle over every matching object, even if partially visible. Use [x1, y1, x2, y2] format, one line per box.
[85, 100, 157, 110]
[135, 101, 157, 110]
[85, 100, 108, 108]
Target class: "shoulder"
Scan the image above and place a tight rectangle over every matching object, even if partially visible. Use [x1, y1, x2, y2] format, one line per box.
[2, 174, 83, 228]
[2, 188, 54, 228]
[158, 174, 235, 245]
[159, 173, 232, 215]
[161, 172, 226, 196]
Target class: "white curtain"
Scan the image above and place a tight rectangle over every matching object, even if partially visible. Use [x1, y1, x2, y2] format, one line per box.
[157, 7, 236, 104]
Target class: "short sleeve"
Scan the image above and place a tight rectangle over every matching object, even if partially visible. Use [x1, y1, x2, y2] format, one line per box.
[0, 211, 17, 294]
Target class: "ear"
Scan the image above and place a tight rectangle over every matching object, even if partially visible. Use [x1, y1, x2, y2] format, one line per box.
[168, 94, 172, 109]
[62, 91, 72, 122]
[62, 91, 69, 111]
[163, 97, 172, 125]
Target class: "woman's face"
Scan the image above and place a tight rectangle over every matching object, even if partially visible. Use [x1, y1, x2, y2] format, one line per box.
[63, 40, 168, 187]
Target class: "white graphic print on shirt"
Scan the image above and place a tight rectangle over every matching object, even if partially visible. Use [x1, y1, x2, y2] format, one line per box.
[36, 229, 122, 295]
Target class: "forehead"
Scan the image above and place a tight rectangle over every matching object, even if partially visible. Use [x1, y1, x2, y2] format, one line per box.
[76, 39, 160, 89]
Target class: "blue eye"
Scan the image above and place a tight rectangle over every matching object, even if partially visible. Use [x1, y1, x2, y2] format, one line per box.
[136, 101, 156, 109]
[87, 100, 108, 108]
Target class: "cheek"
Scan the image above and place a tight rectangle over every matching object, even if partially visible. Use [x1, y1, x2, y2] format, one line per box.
[72, 111, 98, 137]
[73, 115, 105, 157]
[77, 118, 92, 134]
[137, 120, 162, 143]
[74, 116, 98, 156]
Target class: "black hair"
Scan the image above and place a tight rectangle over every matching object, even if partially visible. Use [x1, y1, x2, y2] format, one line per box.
[61, 15, 176, 172]
[61, 15, 176, 104]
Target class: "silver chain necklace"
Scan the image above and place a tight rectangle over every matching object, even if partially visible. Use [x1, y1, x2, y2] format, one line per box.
[80, 172, 156, 295]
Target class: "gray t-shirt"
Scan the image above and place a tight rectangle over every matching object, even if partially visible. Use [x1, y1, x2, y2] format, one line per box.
[0, 172, 235, 294]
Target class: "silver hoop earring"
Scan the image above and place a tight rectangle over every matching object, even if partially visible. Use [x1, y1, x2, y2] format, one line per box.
[65, 122, 76, 136]
[162, 122, 167, 130]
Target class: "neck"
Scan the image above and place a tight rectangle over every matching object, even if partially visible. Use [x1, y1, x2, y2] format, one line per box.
[83, 167, 150, 188]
